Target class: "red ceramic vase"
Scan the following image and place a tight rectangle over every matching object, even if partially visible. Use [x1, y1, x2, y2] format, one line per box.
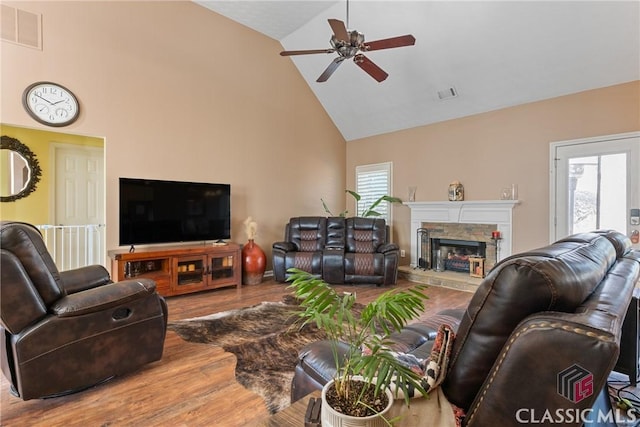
[242, 239, 266, 285]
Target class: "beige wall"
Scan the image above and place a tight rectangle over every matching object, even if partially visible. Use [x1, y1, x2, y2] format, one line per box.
[2, 1, 638, 273]
[1, 1, 346, 269]
[347, 81, 640, 264]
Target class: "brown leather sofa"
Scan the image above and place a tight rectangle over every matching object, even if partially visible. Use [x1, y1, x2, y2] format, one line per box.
[291, 230, 640, 426]
[272, 216, 399, 285]
[0, 221, 168, 400]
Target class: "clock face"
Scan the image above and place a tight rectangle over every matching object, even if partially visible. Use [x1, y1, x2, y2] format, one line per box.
[22, 82, 80, 127]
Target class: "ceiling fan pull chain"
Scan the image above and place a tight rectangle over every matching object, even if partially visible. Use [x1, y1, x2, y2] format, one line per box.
[346, 0, 349, 29]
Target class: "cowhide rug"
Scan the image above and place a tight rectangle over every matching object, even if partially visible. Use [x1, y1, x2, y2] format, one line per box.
[167, 295, 326, 414]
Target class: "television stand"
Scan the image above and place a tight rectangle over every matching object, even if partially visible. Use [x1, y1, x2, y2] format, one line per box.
[108, 243, 241, 297]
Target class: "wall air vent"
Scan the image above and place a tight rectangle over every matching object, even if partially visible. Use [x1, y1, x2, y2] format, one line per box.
[1, 4, 42, 50]
[437, 86, 458, 100]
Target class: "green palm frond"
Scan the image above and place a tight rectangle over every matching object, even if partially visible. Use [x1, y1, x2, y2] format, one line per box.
[361, 195, 403, 217]
[346, 190, 361, 202]
[286, 268, 429, 406]
[320, 190, 402, 218]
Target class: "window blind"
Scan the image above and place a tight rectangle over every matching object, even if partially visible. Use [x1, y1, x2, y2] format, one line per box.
[355, 162, 393, 221]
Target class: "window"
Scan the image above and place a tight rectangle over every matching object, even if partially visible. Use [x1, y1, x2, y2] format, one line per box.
[567, 153, 626, 234]
[355, 162, 393, 222]
[550, 132, 639, 242]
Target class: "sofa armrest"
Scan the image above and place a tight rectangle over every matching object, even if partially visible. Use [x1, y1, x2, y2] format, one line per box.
[50, 278, 158, 317]
[462, 314, 619, 427]
[273, 241, 296, 252]
[378, 242, 399, 254]
[60, 265, 112, 294]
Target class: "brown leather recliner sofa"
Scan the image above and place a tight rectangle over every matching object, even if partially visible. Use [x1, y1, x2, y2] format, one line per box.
[291, 230, 640, 426]
[0, 221, 168, 400]
[272, 216, 399, 285]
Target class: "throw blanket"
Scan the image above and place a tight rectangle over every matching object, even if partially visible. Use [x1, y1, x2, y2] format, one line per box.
[386, 323, 464, 427]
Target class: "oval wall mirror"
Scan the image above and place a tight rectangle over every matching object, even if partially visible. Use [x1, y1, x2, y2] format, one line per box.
[1, 135, 42, 202]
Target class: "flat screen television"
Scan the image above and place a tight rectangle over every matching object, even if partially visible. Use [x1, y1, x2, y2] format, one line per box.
[119, 177, 231, 246]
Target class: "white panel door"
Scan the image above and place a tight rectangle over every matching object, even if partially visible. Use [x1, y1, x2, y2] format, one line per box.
[53, 144, 105, 268]
[551, 132, 640, 248]
[55, 144, 104, 225]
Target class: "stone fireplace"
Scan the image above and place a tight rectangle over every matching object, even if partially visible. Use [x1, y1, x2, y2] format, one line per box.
[407, 200, 519, 271]
[423, 222, 495, 272]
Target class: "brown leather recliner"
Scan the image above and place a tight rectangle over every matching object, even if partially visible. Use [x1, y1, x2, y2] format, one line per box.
[272, 217, 328, 282]
[291, 230, 640, 426]
[343, 217, 399, 285]
[0, 221, 168, 400]
[272, 216, 399, 285]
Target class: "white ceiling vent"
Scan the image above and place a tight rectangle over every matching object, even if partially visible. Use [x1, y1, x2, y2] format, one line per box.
[437, 87, 458, 100]
[1, 5, 42, 50]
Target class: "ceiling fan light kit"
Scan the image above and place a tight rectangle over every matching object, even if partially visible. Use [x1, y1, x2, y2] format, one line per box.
[280, 9, 415, 83]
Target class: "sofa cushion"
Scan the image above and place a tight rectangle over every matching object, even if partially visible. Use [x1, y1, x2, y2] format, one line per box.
[443, 232, 617, 411]
[284, 252, 323, 276]
[345, 217, 387, 253]
[288, 217, 327, 252]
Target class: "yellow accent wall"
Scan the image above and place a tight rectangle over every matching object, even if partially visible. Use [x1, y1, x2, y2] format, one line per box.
[0, 124, 104, 224]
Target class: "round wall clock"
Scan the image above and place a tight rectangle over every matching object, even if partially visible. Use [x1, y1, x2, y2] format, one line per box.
[22, 81, 80, 127]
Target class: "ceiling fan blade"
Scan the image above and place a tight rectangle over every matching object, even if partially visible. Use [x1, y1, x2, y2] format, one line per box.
[280, 48, 335, 56]
[363, 35, 416, 51]
[328, 19, 349, 42]
[353, 54, 388, 82]
[317, 57, 345, 82]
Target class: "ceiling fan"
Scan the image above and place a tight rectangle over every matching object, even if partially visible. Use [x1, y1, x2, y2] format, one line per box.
[279, 2, 416, 83]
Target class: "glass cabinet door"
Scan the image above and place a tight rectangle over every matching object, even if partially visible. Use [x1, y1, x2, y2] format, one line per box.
[173, 256, 206, 290]
[208, 253, 236, 286]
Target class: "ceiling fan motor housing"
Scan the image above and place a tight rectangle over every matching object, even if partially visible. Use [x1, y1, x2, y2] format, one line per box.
[330, 31, 363, 58]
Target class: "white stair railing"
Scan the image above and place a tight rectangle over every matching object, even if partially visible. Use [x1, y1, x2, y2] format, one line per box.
[35, 224, 106, 271]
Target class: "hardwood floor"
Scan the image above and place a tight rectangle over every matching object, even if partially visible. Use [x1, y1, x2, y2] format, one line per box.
[0, 278, 472, 427]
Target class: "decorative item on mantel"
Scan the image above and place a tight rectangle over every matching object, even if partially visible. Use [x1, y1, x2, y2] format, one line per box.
[241, 217, 266, 285]
[448, 181, 464, 201]
[408, 186, 417, 202]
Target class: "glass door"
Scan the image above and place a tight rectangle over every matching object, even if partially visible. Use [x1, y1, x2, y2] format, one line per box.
[551, 132, 640, 247]
[208, 252, 236, 287]
[173, 255, 206, 291]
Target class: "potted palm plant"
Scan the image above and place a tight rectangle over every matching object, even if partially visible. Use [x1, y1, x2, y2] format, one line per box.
[287, 268, 429, 427]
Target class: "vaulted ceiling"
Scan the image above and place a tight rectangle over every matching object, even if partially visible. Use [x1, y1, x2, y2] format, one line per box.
[195, 1, 640, 141]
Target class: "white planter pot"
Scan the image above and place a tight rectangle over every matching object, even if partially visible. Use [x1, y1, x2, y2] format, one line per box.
[321, 379, 394, 427]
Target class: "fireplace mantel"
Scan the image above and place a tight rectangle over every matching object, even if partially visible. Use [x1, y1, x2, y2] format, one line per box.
[405, 200, 519, 267]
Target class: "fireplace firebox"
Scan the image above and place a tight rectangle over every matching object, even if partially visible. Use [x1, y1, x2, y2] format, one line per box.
[431, 238, 486, 273]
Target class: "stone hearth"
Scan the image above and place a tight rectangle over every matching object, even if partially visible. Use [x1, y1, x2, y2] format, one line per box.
[398, 266, 480, 293]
